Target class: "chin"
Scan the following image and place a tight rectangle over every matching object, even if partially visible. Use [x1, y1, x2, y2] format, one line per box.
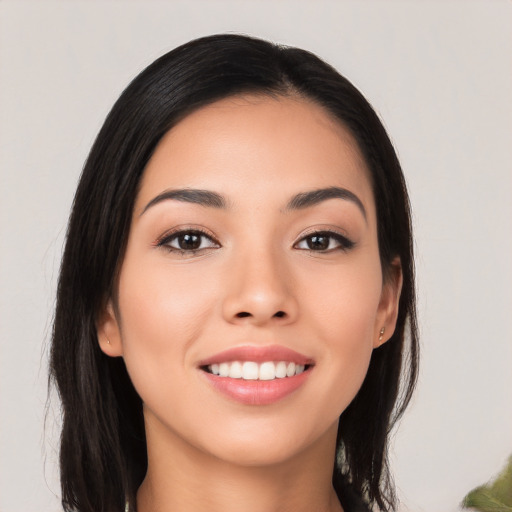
[194, 415, 339, 469]
[208, 438, 310, 468]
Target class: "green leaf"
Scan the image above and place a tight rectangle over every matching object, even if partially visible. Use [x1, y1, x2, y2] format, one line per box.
[462, 456, 512, 512]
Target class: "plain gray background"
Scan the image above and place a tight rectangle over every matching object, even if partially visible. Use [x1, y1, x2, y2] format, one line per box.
[1, 1, 511, 511]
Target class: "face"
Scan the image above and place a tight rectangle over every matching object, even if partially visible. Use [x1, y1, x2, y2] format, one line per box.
[98, 95, 401, 467]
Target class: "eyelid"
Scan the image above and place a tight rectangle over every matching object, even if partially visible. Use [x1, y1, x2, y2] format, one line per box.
[153, 225, 354, 255]
[153, 226, 221, 251]
[293, 227, 355, 252]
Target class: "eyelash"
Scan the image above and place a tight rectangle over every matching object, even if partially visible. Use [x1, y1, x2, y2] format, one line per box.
[155, 228, 220, 256]
[155, 228, 355, 255]
[294, 230, 355, 252]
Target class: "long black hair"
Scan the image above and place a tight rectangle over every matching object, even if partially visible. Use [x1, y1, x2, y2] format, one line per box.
[50, 33, 418, 512]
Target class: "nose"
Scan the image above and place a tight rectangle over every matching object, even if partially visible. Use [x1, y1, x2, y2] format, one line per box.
[221, 246, 299, 326]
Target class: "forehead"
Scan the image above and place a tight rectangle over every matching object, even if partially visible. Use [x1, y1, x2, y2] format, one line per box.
[136, 94, 375, 219]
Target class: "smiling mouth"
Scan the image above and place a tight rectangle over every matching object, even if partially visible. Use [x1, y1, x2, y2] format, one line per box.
[198, 345, 314, 404]
[201, 361, 312, 381]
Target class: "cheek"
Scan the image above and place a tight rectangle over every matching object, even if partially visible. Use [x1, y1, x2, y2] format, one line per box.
[301, 259, 382, 407]
[115, 257, 218, 394]
[303, 256, 382, 341]
[119, 256, 216, 342]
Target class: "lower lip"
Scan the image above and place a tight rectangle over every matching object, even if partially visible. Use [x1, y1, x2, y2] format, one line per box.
[202, 369, 312, 405]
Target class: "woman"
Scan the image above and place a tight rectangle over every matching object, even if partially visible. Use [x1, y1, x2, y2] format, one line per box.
[50, 33, 418, 512]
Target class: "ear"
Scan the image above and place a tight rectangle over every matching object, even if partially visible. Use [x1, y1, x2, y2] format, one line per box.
[96, 299, 124, 357]
[373, 257, 403, 348]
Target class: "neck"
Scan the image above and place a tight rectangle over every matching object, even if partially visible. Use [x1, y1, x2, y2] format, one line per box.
[136, 412, 342, 512]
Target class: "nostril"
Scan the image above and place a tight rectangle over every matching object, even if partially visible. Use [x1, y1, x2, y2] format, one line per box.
[235, 311, 286, 319]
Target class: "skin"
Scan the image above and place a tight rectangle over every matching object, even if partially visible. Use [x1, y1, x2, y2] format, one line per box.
[98, 94, 402, 512]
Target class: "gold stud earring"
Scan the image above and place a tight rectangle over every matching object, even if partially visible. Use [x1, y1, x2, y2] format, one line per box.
[378, 327, 385, 342]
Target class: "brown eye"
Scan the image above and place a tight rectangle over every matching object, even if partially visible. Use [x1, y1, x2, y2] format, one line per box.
[295, 231, 355, 252]
[306, 234, 330, 251]
[158, 229, 220, 253]
[176, 233, 202, 250]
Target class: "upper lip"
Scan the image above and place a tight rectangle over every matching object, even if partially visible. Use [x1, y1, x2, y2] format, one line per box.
[198, 344, 314, 367]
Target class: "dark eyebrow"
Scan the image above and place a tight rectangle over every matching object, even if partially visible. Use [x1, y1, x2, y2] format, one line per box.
[284, 186, 367, 220]
[141, 188, 229, 215]
[141, 186, 366, 220]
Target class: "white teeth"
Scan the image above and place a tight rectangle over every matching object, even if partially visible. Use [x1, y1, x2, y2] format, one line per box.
[275, 361, 287, 378]
[242, 361, 259, 380]
[259, 362, 275, 380]
[207, 361, 308, 380]
[219, 362, 230, 377]
[228, 361, 243, 378]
